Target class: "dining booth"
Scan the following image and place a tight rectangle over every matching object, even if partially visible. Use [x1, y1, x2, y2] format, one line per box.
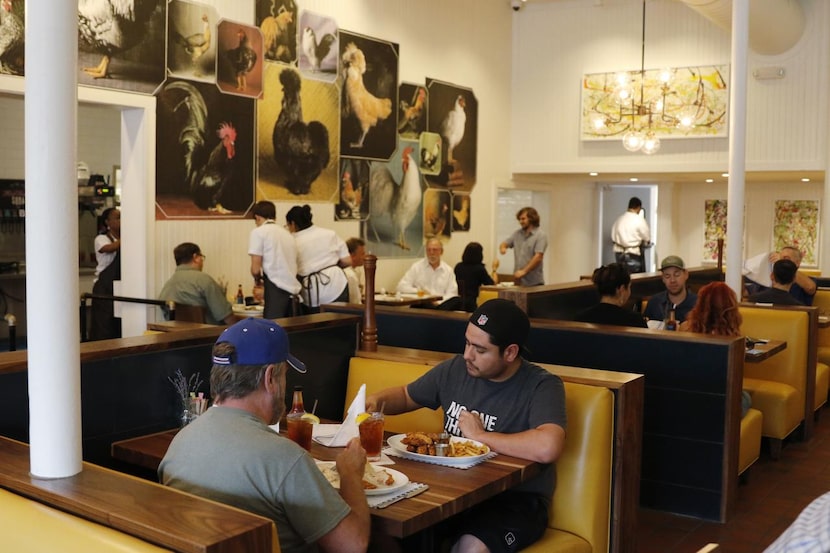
[322, 302, 746, 524]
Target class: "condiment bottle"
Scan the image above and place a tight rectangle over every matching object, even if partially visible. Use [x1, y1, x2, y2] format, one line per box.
[236, 284, 244, 304]
[665, 309, 677, 331]
[289, 386, 305, 415]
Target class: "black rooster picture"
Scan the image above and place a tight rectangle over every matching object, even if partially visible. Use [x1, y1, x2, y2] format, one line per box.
[155, 79, 255, 219]
[217, 21, 263, 99]
[257, 64, 339, 201]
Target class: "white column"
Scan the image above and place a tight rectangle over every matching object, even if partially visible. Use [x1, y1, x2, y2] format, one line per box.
[725, 0, 749, 296]
[25, 2, 82, 477]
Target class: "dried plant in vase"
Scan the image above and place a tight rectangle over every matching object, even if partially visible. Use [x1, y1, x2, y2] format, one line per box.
[168, 369, 204, 427]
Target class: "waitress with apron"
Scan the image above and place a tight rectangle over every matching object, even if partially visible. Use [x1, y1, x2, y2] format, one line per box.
[89, 207, 121, 340]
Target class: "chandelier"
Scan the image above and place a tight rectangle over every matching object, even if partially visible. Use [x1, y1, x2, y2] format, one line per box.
[585, 0, 726, 154]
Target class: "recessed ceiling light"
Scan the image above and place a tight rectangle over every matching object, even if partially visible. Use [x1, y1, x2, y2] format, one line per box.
[721, 173, 729, 178]
[705, 178, 714, 183]
[589, 172, 598, 176]
[801, 178, 811, 182]
[629, 177, 639, 182]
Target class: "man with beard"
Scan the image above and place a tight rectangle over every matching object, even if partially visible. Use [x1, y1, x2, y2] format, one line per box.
[366, 299, 566, 553]
[643, 256, 698, 325]
[159, 318, 370, 553]
[499, 207, 547, 286]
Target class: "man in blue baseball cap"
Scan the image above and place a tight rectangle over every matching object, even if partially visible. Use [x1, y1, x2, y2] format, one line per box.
[160, 318, 370, 553]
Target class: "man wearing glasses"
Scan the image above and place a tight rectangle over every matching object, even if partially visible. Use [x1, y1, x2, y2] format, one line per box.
[159, 242, 235, 325]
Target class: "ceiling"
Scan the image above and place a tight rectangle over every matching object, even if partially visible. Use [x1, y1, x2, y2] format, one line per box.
[513, 170, 825, 186]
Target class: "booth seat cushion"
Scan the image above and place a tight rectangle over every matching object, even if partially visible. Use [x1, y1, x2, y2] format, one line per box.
[739, 408, 763, 475]
[346, 358, 444, 434]
[816, 362, 829, 410]
[743, 378, 801, 439]
[0, 488, 170, 552]
[818, 346, 830, 368]
[522, 529, 592, 553]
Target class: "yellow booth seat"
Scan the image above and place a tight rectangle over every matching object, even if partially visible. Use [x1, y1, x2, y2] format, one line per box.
[346, 356, 615, 553]
[812, 289, 830, 374]
[739, 408, 763, 475]
[740, 305, 814, 458]
[0, 487, 171, 552]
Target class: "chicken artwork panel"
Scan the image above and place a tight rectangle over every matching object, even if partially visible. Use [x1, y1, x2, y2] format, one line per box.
[256, 0, 297, 64]
[257, 65, 339, 202]
[452, 193, 471, 232]
[339, 31, 399, 161]
[77, 0, 166, 94]
[167, 1, 217, 82]
[423, 188, 452, 240]
[336, 158, 370, 221]
[425, 79, 478, 192]
[398, 83, 427, 139]
[361, 140, 425, 259]
[418, 132, 442, 176]
[216, 21, 263, 99]
[155, 78, 255, 219]
[298, 11, 338, 82]
[0, 0, 24, 77]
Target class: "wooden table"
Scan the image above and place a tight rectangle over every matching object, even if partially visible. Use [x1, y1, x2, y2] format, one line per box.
[745, 339, 787, 363]
[373, 294, 442, 307]
[112, 428, 542, 539]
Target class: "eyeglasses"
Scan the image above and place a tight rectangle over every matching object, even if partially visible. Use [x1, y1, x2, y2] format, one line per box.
[197, 253, 206, 259]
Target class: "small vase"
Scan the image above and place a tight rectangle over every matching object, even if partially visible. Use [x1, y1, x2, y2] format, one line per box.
[180, 409, 194, 428]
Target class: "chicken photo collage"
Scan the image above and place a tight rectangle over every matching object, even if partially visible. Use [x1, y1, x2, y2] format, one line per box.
[1, 0, 477, 255]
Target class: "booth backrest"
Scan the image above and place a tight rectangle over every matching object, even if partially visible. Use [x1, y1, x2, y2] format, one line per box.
[346, 355, 619, 553]
[813, 289, 830, 348]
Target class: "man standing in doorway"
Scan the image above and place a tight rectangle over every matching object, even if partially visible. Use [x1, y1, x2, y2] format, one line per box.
[248, 201, 301, 318]
[611, 197, 651, 274]
[499, 207, 547, 286]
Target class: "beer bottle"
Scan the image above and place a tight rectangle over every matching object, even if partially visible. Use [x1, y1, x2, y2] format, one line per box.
[665, 309, 678, 331]
[236, 284, 244, 304]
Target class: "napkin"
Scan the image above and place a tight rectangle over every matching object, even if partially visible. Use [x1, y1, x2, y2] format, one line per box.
[314, 384, 365, 447]
[743, 251, 772, 287]
[367, 483, 429, 509]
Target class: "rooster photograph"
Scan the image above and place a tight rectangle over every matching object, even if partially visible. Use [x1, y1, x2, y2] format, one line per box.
[77, 0, 166, 94]
[339, 31, 398, 161]
[425, 79, 479, 192]
[398, 83, 427, 138]
[257, 0, 296, 63]
[452, 193, 471, 232]
[217, 22, 262, 98]
[298, 11, 337, 80]
[257, 65, 338, 201]
[0, 0, 24, 76]
[423, 188, 452, 239]
[155, 79, 255, 219]
[335, 158, 370, 221]
[167, 1, 216, 81]
[419, 132, 442, 176]
[365, 141, 424, 255]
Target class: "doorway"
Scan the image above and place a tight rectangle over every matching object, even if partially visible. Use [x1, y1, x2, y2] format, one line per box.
[599, 184, 658, 272]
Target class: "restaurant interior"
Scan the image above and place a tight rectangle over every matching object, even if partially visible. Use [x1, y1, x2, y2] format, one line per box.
[1, 0, 830, 552]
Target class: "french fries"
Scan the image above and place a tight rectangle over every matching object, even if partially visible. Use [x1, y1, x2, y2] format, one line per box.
[401, 432, 489, 457]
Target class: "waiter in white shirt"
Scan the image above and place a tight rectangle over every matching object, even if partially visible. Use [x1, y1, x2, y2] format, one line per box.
[611, 197, 652, 274]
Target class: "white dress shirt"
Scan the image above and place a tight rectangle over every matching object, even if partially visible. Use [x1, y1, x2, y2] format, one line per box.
[396, 258, 458, 298]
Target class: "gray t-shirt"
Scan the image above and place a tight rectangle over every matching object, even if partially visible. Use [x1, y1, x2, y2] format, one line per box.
[407, 355, 567, 502]
[159, 407, 350, 553]
[503, 227, 548, 286]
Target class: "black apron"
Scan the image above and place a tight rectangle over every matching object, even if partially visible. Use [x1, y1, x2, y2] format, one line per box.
[89, 236, 121, 341]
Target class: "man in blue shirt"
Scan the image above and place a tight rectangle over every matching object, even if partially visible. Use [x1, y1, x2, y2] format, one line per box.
[644, 255, 698, 324]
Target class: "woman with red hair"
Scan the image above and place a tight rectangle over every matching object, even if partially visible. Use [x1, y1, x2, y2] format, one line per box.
[680, 281, 751, 415]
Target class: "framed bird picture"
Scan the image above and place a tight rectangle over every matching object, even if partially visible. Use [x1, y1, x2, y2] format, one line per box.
[298, 10, 338, 82]
[425, 79, 478, 192]
[216, 20, 263, 99]
[166, 1, 218, 84]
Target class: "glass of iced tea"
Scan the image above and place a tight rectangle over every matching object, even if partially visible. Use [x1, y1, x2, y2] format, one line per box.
[358, 412, 385, 461]
[286, 413, 313, 451]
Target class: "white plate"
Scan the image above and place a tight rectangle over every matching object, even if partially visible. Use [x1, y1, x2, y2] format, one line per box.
[386, 434, 491, 466]
[232, 304, 264, 316]
[316, 461, 410, 496]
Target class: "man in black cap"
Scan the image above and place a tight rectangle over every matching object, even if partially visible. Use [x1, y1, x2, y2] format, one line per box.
[160, 318, 370, 553]
[643, 255, 698, 325]
[366, 299, 566, 553]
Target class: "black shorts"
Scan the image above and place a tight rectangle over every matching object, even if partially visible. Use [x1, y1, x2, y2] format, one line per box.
[451, 491, 549, 553]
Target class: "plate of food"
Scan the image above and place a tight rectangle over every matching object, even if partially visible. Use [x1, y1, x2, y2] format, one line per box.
[316, 461, 409, 496]
[232, 304, 264, 316]
[387, 433, 491, 465]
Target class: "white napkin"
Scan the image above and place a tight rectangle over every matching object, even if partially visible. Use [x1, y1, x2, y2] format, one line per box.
[743, 251, 772, 287]
[314, 384, 366, 447]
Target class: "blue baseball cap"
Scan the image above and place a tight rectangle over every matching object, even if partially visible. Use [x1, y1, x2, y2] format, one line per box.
[213, 318, 306, 373]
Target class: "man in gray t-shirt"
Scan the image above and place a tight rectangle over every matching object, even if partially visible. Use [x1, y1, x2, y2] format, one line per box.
[367, 299, 566, 552]
[159, 319, 370, 553]
[499, 206, 547, 286]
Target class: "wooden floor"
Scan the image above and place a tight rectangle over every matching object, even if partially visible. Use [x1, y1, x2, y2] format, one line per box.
[638, 406, 830, 552]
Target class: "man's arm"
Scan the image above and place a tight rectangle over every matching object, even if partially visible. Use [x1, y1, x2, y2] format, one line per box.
[396, 264, 419, 294]
[317, 439, 370, 553]
[795, 271, 817, 296]
[499, 241, 509, 255]
[365, 385, 421, 415]
[458, 412, 565, 464]
[514, 252, 544, 281]
[250, 254, 263, 281]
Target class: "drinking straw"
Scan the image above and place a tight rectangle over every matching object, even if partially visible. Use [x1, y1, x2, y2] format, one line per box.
[311, 399, 318, 415]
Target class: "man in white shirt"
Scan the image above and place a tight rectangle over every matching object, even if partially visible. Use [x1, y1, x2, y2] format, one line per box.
[344, 237, 366, 303]
[397, 238, 460, 309]
[611, 197, 651, 274]
[248, 201, 301, 318]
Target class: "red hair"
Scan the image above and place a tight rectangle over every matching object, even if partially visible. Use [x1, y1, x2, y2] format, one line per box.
[684, 281, 742, 336]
